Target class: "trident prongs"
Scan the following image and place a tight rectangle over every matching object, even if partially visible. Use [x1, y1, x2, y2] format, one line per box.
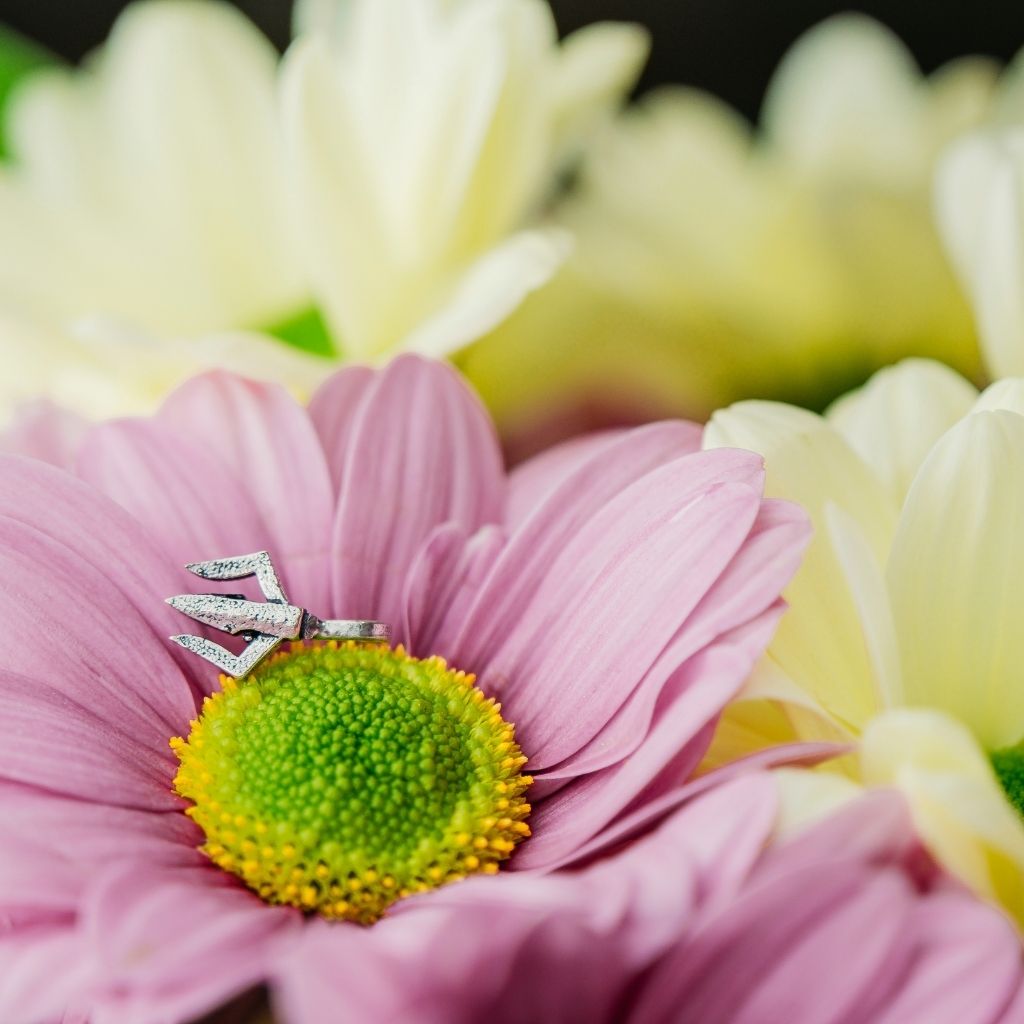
[182, 551, 288, 604]
[169, 631, 281, 679]
[167, 551, 391, 679]
[166, 594, 305, 639]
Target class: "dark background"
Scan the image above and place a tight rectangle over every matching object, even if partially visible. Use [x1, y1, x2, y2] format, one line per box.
[1, 0, 1022, 120]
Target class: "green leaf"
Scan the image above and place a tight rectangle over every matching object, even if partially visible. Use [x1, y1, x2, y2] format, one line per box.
[0, 23, 58, 160]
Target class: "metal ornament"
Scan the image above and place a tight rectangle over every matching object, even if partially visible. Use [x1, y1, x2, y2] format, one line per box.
[167, 550, 390, 678]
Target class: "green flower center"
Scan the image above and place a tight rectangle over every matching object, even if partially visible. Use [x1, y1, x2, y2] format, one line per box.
[991, 745, 1024, 819]
[171, 641, 532, 924]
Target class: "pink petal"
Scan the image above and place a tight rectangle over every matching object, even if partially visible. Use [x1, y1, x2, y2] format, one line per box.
[76, 418, 304, 696]
[0, 837, 81, 918]
[871, 892, 1023, 1024]
[0, 780, 200, 981]
[550, 741, 842, 873]
[0, 925, 92, 1024]
[402, 523, 506, 653]
[754, 787, 915, 877]
[77, 419, 275, 574]
[1, 399, 87, 467]
[542, 500, 808, 781]
[639, 864, 913, 1024]
[155, 372, 336, 611]
[646, 773, 778, 908]
[82, 862, 297, 1024]
[507, 428, 628, 527]
[330, 356, 504, 624]
[447, 450, 766, 768]
[272, 918, 407, 1024]
[517, 609, 781, 869]
[0, 456, 202, 703]
[0, 468, 196, 740]
[1, 780, 198, 869]
[307, 364, 376, 491]
[506, 420, 703, 531]
[0, 671, 179, 810]
[632, 789, 1024, 1024]
[998, 986, 1024, 1024]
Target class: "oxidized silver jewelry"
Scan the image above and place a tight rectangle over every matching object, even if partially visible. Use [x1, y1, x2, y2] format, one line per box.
[167, 550, 390, 678]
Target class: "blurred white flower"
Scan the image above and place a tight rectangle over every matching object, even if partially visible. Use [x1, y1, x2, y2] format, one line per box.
[0, 0, 305, 336]
[463, 14, 997, 448]
[283, 0, 646, 359]
[0, 0, 327, 422]
[0, 0, 646, 422]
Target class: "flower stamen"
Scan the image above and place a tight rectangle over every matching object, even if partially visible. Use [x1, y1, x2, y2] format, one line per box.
[172, 641, 531, 924]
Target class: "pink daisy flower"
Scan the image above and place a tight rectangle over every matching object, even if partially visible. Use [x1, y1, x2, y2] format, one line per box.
[0, 355, 814, 1022]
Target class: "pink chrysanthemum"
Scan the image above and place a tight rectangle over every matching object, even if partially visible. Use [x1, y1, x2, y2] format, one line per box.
[0, 354, 816, 1022]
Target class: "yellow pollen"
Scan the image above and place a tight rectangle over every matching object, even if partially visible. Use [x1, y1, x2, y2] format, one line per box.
[171, 641, 531, 925]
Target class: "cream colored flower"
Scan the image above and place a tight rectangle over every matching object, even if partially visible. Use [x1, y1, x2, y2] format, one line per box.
[705, 359, 1024, 924]
[1, 0, 646, 422]
[464, 15, 996, 445]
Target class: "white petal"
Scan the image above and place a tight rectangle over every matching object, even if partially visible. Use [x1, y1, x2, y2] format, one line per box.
[6, 1, 306, 334]
[936, 132, 1007, 284]
[862, 708, 1024, 922]
[292, 0, 352, 37]
[705, 402, 896, 730]
[974, 378, 1024, 415]
[824, 502, 902, 708]
[826, 358, 978, 505]
[992, 45, 1024, 124]
[761, 14, 928, 185]
[888, 410, 1024, 747]
[283, 0, 633, 359]
[6, 67, 107, 204]
[935, 130, 1024, 378]
[927, 55, 1000, 144]
[401, 228, 570, 358]
[107, 1, 306, 329]
[549, 21, 649, 161]
[280, 35, 395, 355]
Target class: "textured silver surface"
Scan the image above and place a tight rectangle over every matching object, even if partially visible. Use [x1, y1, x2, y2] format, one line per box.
[167, 550, 390, 678]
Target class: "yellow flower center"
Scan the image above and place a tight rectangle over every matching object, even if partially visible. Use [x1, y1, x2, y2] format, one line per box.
[171, 641, 531, 924]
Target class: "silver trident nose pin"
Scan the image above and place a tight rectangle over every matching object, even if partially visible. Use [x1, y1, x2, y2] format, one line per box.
[166, 550, 390, 678]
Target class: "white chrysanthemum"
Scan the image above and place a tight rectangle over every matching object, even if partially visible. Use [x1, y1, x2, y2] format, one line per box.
[705, 359, 1024, 924]
[464, 15, 997, 442]
[1, 0, 647, 422]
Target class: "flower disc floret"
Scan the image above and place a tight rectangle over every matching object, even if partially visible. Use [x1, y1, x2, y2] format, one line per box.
[172, 641, 532, 924]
